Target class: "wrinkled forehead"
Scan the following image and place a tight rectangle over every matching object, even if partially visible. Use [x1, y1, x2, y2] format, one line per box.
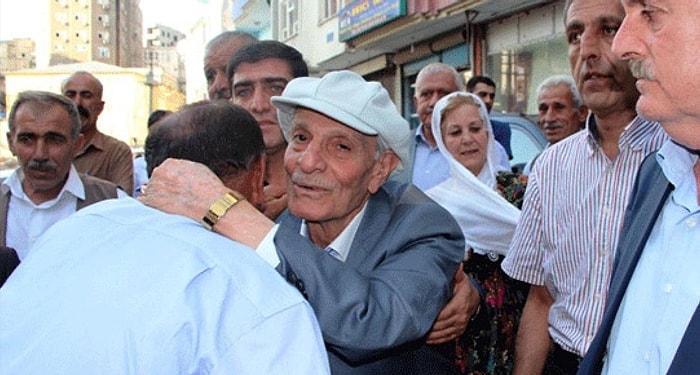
[565, 0, 624, 26]
[63, 75, 101, 96]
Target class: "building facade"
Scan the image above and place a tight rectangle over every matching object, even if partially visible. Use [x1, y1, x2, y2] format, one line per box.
[230, 0, 568, 125]
[144, 25, 186, 93]
[49, 0, 144, 67]
[1, 61, 185, 161]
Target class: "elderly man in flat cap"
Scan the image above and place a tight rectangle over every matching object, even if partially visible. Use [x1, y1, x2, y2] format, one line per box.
[140, 70, 465, 374]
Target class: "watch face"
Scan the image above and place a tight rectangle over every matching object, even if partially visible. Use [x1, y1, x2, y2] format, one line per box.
[202, 192, 243, 230]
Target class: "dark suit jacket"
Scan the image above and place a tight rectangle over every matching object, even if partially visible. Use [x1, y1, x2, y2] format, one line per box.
[491, 119, 513, 159]
[0, 246, 19, 287]
[274, 181, 464, 374]
[579, 153, 700, 374]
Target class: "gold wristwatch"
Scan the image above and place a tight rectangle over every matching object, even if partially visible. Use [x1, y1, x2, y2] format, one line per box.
[201, 191, 245, 231]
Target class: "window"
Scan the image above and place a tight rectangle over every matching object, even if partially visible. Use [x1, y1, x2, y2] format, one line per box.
[320, 0, 338, 22]
[55, 12, 68, 25]
[98, 32, 110, 44]
[98, 15, 109, 27]
[486, 36, 569, 114]
[278, 0, 299, 40]
[98, 46, 110, 58]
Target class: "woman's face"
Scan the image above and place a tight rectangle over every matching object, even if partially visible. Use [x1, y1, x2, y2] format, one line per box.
[442, 104, 488, 176]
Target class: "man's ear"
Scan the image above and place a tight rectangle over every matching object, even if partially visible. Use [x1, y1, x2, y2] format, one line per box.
[367, 150, 400, 194]
[6, 132, 16, 156]
[224, 154, 266, 211]
[246, 155, 266, 210]
[577, 105, 589, 124]
[95, 100, 105, 117]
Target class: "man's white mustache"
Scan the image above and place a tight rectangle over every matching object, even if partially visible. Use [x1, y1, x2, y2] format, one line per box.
[629, 59, 656, 81]
[290, 171, 335, 190]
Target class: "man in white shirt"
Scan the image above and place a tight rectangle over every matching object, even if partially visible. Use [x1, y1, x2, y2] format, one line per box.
[1, 91, 123, 260]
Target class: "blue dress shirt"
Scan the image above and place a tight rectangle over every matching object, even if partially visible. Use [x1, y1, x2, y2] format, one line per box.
[603, 141, 700, 374]
[411, 125, 450, 191]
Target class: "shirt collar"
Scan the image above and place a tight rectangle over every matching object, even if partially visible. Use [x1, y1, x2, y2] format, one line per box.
[414, 124, 436, 149]
[1, 165, 85, 204]
[78, 131, 107, 155]
[657, 140, 698, 189]
[300, 202, 368, 262]
[583, 114, 660, 154]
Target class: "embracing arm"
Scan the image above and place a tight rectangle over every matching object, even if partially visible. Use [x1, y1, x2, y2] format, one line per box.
[138, 159, 274, 249]
[425, 265, 482, 345]
[512, 284, 553, 375]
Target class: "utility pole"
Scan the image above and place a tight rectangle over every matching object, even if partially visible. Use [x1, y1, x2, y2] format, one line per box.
[146, 50, 155, 115]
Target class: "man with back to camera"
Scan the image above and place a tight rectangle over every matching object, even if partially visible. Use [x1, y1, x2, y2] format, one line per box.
[204, 30, 256, 100]
[579, 0, 700, 373]
[1, 91, 124, 261]
[0, 100, 330, 374]
[62, 71, 134, 194]
[227, 40, 308, 220]
[139, 70, 466, 374]
[522, 75, 588, 176]
[501, 0, 668, 374]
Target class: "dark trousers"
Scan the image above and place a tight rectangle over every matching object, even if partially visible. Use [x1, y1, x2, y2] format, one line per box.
[543, 342, 582, 375]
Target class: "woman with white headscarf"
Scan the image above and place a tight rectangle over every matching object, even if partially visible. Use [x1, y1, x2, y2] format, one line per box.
[426, 92, 529, 375]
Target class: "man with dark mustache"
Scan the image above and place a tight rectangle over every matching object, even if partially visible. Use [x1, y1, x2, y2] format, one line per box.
[522, 75, 588, 176]
[501, 0, 668, 374]
[1, 91, 125, 261]
[62, 71, 134, 194]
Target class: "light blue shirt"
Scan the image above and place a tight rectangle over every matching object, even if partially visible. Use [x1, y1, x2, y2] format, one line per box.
[0, 198, 330, 375]
[411, 125, 450, 191]
[604, 141, 700, 374]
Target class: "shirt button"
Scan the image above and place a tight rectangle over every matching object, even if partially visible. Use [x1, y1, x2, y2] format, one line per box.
[687, 218, 697, 228]
[644, 352, 651, 362]
[664, 283, 673, 294]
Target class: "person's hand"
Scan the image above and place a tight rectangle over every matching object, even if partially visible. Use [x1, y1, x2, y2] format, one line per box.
[138, 159, 229, 222]
[262, 185, 287, 220]
[426, 264, 481, 345]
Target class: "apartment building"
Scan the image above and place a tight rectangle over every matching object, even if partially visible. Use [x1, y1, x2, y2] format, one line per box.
[50, 0, 144, 67]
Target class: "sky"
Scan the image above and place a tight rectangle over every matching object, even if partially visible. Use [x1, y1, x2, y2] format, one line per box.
[0, 0, 203, 41]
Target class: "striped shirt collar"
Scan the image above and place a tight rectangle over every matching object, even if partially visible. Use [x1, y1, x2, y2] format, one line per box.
[584, 114, 662, 155]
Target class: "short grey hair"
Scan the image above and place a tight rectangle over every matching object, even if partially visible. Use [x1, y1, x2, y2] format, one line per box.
[536, 75, 584, 109]
[564, 0, 574, 24]
[8, 91, 82, 139]
[414, 62, 465, 95]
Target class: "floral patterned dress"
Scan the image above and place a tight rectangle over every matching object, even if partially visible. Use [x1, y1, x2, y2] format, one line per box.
[456, 171, 530, 375]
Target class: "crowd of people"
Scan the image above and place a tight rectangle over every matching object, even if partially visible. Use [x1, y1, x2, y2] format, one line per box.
[1, 0, 699, 373]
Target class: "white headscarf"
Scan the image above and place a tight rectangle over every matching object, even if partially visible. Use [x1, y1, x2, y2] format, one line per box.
[426, 92, 520, 257]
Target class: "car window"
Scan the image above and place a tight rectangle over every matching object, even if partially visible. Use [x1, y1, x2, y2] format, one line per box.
[510, 125, 543, 168]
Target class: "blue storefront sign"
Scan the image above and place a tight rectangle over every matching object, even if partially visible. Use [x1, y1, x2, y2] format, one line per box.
[338, 0, 406, 42]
